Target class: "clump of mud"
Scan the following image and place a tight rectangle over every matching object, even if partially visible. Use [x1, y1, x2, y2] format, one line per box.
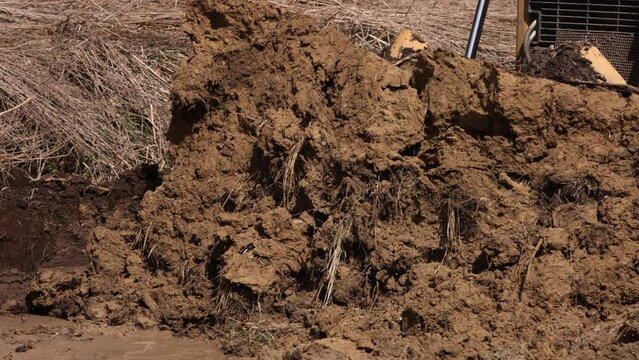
[23, 0, 639, 358]
[518, 43, 604, 84]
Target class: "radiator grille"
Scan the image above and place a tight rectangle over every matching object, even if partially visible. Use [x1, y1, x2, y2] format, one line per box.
[529, 0, 639, 45]
[528, 0, 639, 85]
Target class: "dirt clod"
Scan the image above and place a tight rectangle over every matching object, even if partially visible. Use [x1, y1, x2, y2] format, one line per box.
[15, 343, 34, 353]
[0, 166, 161, 314]
[519, 43, 604, 83]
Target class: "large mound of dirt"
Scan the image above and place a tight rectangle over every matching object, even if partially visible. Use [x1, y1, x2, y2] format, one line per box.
[21, 0, 639, 358]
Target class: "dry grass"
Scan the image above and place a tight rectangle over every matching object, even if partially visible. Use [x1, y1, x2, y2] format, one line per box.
[0, 0, 188, 182]
[518, 237, 545, 301]
[438, 198, 461, 272]
[280, 137, 305, 209]
[319, 215, 353, 307]
[438, 191, 485, 271]
[227, 317, 295, 346]
[267, 0, 518, 63]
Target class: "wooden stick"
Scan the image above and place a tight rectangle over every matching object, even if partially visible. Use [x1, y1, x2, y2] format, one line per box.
[518, 238, 545, 301]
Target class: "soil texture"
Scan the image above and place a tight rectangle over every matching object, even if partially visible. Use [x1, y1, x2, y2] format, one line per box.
[0, 167, 161, 314]
[0, 315, 224, 359]
[518, 43, 604, 84]
[8, 1, 639, 359]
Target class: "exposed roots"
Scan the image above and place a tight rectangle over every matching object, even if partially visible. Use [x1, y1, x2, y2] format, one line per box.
[438, 190, 486, 271]
[281, 137, 304, 209]
[319, 215, 353, 307]
[518, 238, 545, 301]
[212, 280, 233, 317]
[226, 317, 298, 347]
[131, 223, 167, 271]
[438, 198, 461, 272]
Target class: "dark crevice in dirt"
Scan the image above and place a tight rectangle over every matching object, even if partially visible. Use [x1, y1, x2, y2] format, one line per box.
[450, 112, 516, 141]
[423, 110, 439, 138]
[167, 101, 208, 144]
[439, 188, 485, 242]
[208, 11, 230, 29]
[320, 75, 336, 107]
[399, 141, 422, 157]
[290, 190, 315, 218]
[539, 174, 606, 206]
[424, 248, 446, 264]
[292, 105, 315, 129]
[248, 146, 273, 186]
[471, 252, 490, 274]
[400, 308, 424, 334]
[311, 211, 329, 228]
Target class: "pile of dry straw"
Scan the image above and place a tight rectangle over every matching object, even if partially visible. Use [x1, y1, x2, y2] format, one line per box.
[0, 0, 187, 181]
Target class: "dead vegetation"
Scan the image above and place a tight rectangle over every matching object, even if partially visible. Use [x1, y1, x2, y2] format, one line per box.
[319, 215, 353, 307]
[279, 137, 305, 209]
[0, 0, 188, 181]
[439, 188, 486, 268]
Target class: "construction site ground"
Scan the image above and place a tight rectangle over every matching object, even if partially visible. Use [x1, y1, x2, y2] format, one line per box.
[1, 1, 638, 359]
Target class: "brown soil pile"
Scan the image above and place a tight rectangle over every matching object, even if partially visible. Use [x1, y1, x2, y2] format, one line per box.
[21, 1, 639, 358]
[518, 44, 604, 84]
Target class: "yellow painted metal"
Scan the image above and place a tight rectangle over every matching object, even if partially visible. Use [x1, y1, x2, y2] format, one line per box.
[516, 0, 531, 59]
[387, 29, 428, 60]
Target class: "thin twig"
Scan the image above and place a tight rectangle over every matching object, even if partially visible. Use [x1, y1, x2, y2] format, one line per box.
[518, 238, 545, 301]
[0, 97, 34, 117]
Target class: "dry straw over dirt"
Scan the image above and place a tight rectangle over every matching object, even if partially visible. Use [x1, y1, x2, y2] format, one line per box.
[0, 0, 516, 181]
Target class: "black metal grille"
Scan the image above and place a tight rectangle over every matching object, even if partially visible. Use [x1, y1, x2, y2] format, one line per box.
[528, 0, 639, 85]
[529, 0, 639, 45]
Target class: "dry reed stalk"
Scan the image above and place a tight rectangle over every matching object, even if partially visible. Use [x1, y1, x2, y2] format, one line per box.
[436, 199, 460, 273]
[320, 215, 354, 307]
[518, 237, 545, 301]
[281, 138, 305, 208]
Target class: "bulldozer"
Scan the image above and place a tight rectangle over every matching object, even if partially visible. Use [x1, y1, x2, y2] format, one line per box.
[476, 0, 639, 86]
[387, 0, 639, 87]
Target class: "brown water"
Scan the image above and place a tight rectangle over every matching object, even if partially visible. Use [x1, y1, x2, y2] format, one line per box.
[0, 315, 226, 359]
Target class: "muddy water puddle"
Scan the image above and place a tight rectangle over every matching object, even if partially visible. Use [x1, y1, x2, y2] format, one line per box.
[0, 315, 225, 359]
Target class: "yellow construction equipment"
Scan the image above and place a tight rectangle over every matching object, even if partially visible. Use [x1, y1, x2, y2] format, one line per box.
[469, 0, 639, 86]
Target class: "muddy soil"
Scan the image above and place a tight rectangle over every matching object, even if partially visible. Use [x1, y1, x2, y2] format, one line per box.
[8, 0, 639, 359]
[0, 167, 161, 314]
[518, 44, 604, 84]
[0, 315, 224, 359]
